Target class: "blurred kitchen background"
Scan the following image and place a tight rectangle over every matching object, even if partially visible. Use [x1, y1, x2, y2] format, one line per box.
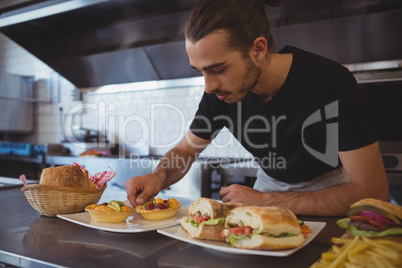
[0, 0, 402, 204]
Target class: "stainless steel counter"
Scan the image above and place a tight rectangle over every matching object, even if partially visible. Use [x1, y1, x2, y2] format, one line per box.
[0, 176, 37, 190]
[0, 187, 346, 268]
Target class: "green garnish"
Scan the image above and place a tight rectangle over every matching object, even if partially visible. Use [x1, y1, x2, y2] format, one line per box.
[226, 232, 296, 248]
[269, 232, 295, 238]
[228, 233, 248, 247]
[186, 217, 224, 228]
[188, 218, 200, 228]
[202, 218, 224, 225]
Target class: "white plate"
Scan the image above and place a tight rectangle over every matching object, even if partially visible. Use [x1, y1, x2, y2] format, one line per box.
[157, 221, 326, 257]
[57, 206, 188, 233]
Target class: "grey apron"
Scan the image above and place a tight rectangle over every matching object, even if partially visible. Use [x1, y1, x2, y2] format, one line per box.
[253, 166, 350, 192]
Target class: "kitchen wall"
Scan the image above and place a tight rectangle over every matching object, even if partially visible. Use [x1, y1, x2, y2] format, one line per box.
[0, 31, 76, 144]
[81, 86, 250, 158]
[0, 32, 251, 159]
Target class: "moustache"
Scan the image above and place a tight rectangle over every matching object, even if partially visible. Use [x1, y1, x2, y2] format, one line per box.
[211, 89, 230, 95]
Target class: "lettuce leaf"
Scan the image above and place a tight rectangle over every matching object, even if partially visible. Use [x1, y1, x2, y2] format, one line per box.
[226, 232, 295, 247]
[272, 232, 296, 238]
[185, 218, 199, 228]
[202, 218, 224, 225]
[189, 219, 200, 228]
[186, 217, 224, 228]
[336, 218, 350, 229]
[227, 233, 248, 247]
[336, 218, 402, 237]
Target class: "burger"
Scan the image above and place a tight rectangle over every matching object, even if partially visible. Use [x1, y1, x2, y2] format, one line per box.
[337, 198, 402, 238]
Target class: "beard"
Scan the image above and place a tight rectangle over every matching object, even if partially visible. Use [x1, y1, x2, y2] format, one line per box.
[228, 56, 261, 103]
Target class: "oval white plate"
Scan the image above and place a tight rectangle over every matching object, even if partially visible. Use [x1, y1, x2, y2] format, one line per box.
[157, 221, 326, 257]
[57, 206, 188, 233]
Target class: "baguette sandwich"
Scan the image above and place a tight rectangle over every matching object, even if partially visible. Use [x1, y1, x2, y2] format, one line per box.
[180, 198, 242, 241]
[337, 198, 402, 239]
[220, 206, 304, 250]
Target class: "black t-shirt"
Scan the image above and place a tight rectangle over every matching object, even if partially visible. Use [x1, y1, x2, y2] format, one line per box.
[190, 46, 377, 183]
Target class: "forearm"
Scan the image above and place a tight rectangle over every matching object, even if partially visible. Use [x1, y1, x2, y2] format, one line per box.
[261, 181, 382, 216]
[153, 147, 197, 189]
[262, 143, 389, 216]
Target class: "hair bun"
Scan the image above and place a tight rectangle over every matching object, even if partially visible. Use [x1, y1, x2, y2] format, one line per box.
[262, 0, 281, 8]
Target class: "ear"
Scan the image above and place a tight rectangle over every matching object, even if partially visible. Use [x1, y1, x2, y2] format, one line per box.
[252, 37, 268, 60]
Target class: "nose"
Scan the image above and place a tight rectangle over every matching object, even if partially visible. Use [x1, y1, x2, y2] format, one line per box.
[203, 74, 219, 94]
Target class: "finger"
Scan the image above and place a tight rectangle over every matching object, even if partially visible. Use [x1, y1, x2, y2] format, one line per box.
[219, 187, 230, 203]
[127, 192, 138, 207]
[136, 188, 156, 205]
[221, 194, 231, 203]
[125, 178, 140, 207]
[219, 186, 229, 196]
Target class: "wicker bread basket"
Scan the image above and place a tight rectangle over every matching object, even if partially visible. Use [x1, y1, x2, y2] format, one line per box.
[22, 184, 106, 217]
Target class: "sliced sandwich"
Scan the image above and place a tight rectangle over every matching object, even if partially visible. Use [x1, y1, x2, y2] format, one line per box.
[337, 198, 402, 238]
[220, 206, 304, 250]
[180, 198, 242, 241]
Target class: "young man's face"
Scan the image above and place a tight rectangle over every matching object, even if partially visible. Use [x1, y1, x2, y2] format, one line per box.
[186, 30, 261, 104]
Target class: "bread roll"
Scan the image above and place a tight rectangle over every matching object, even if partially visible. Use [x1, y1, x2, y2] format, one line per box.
[188, 198, 242, 219]
[351, 198, 402, 220]
[40, 165, 96, 189]
[181, 198, 243, 241]
[225, 206, 302, 236]
[223, 206, 304, 250]
[180, 217, 226, 241]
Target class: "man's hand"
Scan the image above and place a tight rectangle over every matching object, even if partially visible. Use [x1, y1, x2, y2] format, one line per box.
[125, 173, 164, 207]
[124, 131, 210, 208]
[220, 184, 264, 205]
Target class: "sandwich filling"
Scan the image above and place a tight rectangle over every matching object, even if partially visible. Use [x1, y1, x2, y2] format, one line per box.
[220, 224, 298, 247]
[185, 211, 225, 228]
[337, 209, 402, 237]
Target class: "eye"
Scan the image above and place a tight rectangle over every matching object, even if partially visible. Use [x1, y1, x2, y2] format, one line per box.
[212, 68, 224, 74]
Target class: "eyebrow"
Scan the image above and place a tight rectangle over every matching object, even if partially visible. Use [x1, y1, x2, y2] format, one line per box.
[191, 61, 226, 71]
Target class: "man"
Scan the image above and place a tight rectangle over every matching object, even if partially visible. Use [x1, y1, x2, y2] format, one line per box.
[125, 0, 388, 216]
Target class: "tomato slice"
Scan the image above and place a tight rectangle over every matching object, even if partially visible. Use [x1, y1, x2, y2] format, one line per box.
[350, 215, 389, 230]
[368, 218, 388, 230]
[244, 226, 252, 235]
[350, 215, 370, 221]
[198, 216, 209, 223]
[229, 227, 246, 236]
[192, 214, 210, 223]
[228, 226, 253, 236]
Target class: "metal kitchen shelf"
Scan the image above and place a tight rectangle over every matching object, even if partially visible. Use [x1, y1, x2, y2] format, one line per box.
[0, 96, 54, 103]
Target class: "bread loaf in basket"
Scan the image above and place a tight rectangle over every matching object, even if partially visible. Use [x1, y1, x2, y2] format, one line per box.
[22, 165, 108, 217]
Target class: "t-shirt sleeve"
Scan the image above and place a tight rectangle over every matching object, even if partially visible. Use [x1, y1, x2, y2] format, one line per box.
[337, 68, 378, 151]
[190, 93, 225, 140]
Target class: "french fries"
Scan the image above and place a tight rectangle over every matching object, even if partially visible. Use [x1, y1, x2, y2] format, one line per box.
[311, 236, 402, 268]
